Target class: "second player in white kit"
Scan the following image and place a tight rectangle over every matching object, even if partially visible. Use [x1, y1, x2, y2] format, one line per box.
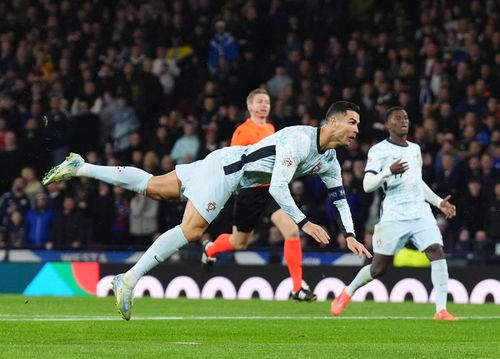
[365, 139, 443, 255]
[331, 106, 459, 321]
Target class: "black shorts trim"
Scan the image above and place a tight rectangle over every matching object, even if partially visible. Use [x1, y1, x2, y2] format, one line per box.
[233, 187, 280, 232]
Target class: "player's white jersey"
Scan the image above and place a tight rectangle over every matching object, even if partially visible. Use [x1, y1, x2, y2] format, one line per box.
[216, 126, 354, 235]
[364, 139, 433, 221]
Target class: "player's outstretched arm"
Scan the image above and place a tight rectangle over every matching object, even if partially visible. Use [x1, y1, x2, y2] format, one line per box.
[301, 221, 330, 244]
[421, 181, 456, 219]
[346, 236, 372, 258]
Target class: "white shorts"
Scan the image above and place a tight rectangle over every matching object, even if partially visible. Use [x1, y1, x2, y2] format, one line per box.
[175, 150, 234, 224]
[372, 213, 443, 255]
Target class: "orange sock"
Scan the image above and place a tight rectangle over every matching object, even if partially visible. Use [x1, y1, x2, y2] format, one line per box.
[284, 238, 303, 292]
[206, 233, 235, 257]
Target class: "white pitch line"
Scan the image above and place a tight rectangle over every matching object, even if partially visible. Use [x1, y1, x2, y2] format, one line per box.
[0, 315, 499, 321]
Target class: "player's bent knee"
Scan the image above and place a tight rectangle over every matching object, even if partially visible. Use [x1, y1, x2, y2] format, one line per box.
[179, 225, 205, 243]
[425, 243, 445, 260]
[231, 237, 251, 250]
[281, 225, 299, 239]
[146, 179, 163, 201]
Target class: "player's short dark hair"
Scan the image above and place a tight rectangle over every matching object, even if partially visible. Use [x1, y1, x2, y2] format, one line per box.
[325, 101, 360, 120]
[384, 106, 405, 122]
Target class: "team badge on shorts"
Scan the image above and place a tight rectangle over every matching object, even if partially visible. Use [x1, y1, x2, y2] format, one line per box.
[206, 201, 217, 212]
[376, 239, 382, 247]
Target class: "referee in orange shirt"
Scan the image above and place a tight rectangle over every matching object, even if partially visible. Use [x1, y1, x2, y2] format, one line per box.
[202, 88, 316, 302]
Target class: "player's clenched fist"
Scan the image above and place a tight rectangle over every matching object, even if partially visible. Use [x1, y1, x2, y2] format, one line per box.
[302, 221, 330, 244]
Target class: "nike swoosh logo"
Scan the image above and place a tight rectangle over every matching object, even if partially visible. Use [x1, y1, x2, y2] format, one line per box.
[121, 294, 128, 314]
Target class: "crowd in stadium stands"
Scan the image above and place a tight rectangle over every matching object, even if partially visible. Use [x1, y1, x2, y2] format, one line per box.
[0, 0, 498, 263]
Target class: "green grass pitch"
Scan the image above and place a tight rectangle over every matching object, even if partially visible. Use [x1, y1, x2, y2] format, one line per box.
[0, 295, 498, 358]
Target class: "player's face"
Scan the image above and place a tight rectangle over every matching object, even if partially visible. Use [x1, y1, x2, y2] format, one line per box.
[386, 110, 410, 136]
[333, 110, 360, 146]
[248, 94, 271, 118]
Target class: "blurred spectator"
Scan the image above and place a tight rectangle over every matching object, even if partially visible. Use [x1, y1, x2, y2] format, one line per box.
[0, 177, 30, 229]
[99, 92, 119, 146]
[152, 46, 180, 103]
[142, 151, 160, 175]
[129, 194, 159, 247]
[87, 183, 114, 248]
[24, 193, 55, 249]
[208, 20, 240, 76]
[0, 131, 24, 193]
[70, 99, 101, 155]
[43, 96, 71, 166]
[266, 64, 293, 99]
[455, 179, 489, 236]
[5, 210, 24, 248]
[170, 122, 200, 164]
[150, 126, 173, 159]
[485, 183, 500, 241]
[20, 166, 43, 201]
[112, 97, 140, 155]
[197, 124, 219, 159]
[454, 229, 472, 257]
[50, 196, 85, 249]
[434, 152, 461, 197]
[111, 187, 129, 246]
[472, 230, 491, 265]
[20, 117, 48, 175]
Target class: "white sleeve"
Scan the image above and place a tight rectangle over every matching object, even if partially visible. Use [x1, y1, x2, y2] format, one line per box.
[268, 138, 308, 225]
[363, 167, 392, 192]
[422, 180, 442, 207]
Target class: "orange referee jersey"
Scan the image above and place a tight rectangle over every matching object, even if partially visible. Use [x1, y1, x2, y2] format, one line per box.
[230, 118, 275, 146]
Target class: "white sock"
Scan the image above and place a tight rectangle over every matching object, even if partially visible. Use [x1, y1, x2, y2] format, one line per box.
[431, 259, 449, 312]
[346, 264, 373, 296]
[123, 225, 188, 287]
[77, 163, 152, 195]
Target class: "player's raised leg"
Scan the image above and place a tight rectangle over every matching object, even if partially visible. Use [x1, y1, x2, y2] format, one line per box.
[42, 153, 182, 200]
[113, 200, 209, 320]
[425, 244, 458, 321]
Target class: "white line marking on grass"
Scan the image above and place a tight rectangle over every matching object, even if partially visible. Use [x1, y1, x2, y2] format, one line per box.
[0, 315, 499, 321]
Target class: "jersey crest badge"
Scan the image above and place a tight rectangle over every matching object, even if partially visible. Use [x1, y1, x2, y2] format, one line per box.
[206, 202, 217, 212]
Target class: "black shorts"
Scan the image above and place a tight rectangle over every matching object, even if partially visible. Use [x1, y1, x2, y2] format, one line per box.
[233, 187, 280, 232]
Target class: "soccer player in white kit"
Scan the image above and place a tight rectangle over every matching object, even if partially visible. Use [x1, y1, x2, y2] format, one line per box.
[330, 107, 458, 320]
[42, 101, 371, 320]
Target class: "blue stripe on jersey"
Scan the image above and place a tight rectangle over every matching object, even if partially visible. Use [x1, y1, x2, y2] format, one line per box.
[328, 186, 346, 201]
[223, 145, 276, 175]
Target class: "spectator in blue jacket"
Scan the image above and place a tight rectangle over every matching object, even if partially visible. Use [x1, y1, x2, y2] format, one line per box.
[24, 193, 55, 249]
[208, 20, 240, 76]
